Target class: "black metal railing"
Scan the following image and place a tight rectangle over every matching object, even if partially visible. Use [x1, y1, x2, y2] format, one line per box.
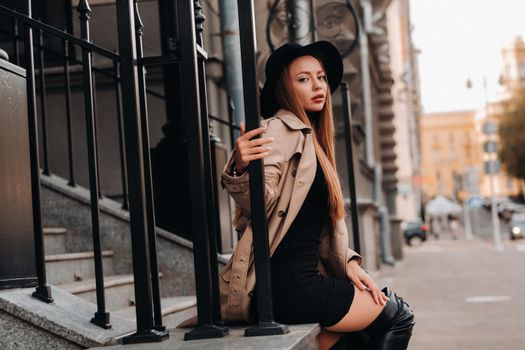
[237, 0, 288, 337]
[341, 82, 362, 254]
[0, 0, 167, 342]
[1, 0, 367, 344]
[77, 0, 109, 328]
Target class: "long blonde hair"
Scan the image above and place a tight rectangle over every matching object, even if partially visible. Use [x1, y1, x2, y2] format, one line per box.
[274, 58, 346, 227]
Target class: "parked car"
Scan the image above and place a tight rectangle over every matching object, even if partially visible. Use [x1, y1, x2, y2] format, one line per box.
[403, 220, 428, 246]
[509, 213, 525, 240]
[498, 201, 525, 221]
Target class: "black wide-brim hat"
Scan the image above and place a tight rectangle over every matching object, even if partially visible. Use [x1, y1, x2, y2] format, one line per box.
[260, 40, 343, 118]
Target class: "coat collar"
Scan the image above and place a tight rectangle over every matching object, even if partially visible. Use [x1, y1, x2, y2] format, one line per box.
[273, 109, 312, 132]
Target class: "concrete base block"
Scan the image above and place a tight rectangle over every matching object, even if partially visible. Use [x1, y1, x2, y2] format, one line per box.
[0, 309, 81, 350]
[0, 286, 135, 348]
[92, 323, 321, 350]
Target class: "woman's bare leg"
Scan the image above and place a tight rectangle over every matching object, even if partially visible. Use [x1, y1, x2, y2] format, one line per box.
[325, 285, 386, 333]
[318, 329, 343, 350]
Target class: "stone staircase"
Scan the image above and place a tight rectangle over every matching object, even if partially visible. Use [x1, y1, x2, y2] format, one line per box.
[42, 227, 197, 328]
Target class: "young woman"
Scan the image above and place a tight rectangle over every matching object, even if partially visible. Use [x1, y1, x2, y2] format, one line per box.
[220, 41, 415, 349]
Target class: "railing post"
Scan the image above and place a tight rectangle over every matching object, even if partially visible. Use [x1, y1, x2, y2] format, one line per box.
[63, 38, 76, 187]
[133, 0, 165, 332]
[236, 0, 289, 337]
[341, 82, 361, 254]
[113, 59, 130, 211]
[12, 18, 20, 65]
[178, 0, 228, 341]
[37, 28, 50, 176]
[194, 0, 224, 327]
[77, 0, 111, 329]
[25, 0, 53, 304]
[115, 0, 168, 343]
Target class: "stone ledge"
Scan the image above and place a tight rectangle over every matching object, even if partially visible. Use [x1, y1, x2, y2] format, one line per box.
[0, 286, 135, 348]
[91, 323, 320, 350]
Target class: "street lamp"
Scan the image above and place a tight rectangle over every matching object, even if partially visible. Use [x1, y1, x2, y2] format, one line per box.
[466, 77, 504, 251]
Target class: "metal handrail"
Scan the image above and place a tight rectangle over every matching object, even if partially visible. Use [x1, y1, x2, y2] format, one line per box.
[0, 5, 119, 61]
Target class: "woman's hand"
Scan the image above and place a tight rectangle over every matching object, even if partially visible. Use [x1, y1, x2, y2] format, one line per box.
[234, 122, 274, 173]
[346, 260, 389, 305]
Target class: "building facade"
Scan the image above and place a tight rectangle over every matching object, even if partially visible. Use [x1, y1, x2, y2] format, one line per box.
[386, 0, 422, 222]
[420, 108, 520, 201]
[420, 110, 480, 199]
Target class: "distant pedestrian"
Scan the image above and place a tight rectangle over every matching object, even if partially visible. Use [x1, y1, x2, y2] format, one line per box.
[430, 217, 441, 239]
[448, 214, 461, 240]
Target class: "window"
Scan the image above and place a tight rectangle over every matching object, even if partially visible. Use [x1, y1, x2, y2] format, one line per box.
[448, 133, 456, 160]
[519, 63, 525, 79]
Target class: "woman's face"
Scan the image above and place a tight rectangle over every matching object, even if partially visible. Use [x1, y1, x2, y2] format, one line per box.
[287, 55, 328, 113]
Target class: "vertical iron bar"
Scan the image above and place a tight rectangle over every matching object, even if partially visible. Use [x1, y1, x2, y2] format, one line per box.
[13, 18, 20, 65]
[63, 38, 76, 187]
[341, 82, 361, 254]
[37, 28, 50, 176]
[115, 0, 168, 343]
[227, 97, 236, 149]
[209, 131, 224, 251]
[194, 0, 223, 327]
[25, 0, 53, 304]
[309, 0, 318, 42]
[113, 59, 129, 210]
[91, 70, 103, 198]
[77, 0, 111, 329]
[134, 0, 164, 332]
[237, 0, 289, 337]
[179, 0, 228, 341]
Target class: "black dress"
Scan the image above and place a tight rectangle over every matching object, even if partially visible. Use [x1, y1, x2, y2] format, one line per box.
[268, 159, 355, 327]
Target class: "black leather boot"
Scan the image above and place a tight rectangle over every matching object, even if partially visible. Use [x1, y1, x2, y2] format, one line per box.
[362, 287, 415, 350]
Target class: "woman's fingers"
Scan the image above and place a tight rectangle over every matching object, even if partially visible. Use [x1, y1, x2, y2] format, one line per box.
[239, 121, 246, 136]
[241, 146, 272, 156]
[239, 126, 266, 141]
[348, 270, 367, 291]
[359, 273, 387, 306]
[242, 152, 269, 162]
[248, 137, 274, 147]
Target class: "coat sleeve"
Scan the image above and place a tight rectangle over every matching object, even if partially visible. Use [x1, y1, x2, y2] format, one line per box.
[220, 119, 286, 215]
[318, 220, 363, 280]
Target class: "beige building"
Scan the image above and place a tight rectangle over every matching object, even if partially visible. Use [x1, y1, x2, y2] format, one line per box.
[421, 37, 525, 202]
[420, 110, 480, 200]
[501, 36, 525, 93]
[387, 0, 423, 222]
[421, 108, 520, 200]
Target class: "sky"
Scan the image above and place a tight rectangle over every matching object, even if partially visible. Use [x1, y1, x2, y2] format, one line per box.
[409, 0, 525, 113]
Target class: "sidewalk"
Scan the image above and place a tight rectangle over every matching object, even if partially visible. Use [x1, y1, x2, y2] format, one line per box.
[377, 236, 525, 350]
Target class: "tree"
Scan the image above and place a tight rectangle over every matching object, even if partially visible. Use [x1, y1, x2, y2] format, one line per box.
[497, 90, 525, 191]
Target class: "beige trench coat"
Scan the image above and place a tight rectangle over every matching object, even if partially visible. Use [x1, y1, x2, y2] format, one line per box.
[219, 109, 361, 323]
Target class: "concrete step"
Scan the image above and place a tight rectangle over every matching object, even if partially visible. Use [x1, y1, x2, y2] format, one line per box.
[163, 305, 197, 329]
[114, 295, 196, 327]
[58, 273, 165, 311]
[43, 227, 67, 254]
[45, 251, 114, 285]
[59, 274, 134, 311]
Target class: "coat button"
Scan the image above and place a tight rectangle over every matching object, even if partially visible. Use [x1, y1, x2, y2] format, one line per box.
[291, 170, 297, 177]
[278, 210, 286, 217]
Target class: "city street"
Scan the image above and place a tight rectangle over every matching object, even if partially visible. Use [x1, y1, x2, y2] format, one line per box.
[377, 233, 525, 350]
